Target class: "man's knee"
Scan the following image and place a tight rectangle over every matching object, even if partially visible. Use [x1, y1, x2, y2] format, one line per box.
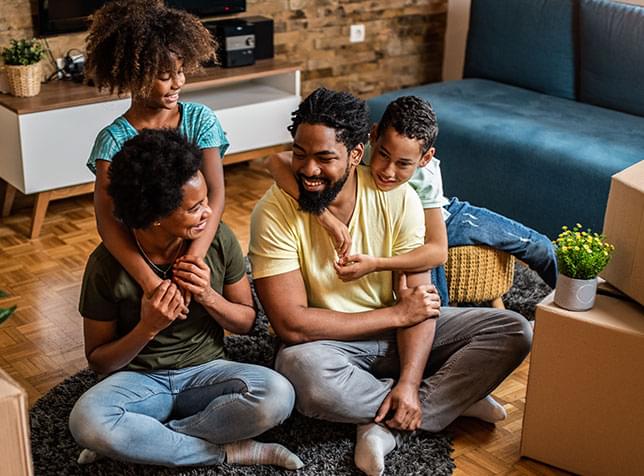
[497, 310, 533, 361]
[275, 343, 351, 417]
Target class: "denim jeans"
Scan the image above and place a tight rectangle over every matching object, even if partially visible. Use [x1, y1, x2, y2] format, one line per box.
[275, 306, 532, 432]
[431, 198, 558, 305]
[69, 359, 295, 467]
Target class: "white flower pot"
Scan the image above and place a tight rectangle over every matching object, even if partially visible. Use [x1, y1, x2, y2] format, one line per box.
[554, 274, 598, 311]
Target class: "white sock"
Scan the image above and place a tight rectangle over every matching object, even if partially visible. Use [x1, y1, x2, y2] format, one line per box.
[225, 439, 304, 470]
[462, 395, 507, 423]
[77, 449, 103, 465]
[354, 423, 396, 476]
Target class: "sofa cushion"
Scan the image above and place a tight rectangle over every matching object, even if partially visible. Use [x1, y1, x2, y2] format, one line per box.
[579, 0, 644, 117]
[464, 0, 577, 100]
[367, 79, 644, 238]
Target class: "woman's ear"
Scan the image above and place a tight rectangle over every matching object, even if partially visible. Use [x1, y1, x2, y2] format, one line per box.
[419, 146, 436, 167]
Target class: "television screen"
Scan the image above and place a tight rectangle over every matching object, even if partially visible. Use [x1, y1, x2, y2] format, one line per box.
[36, 0, 246, 37]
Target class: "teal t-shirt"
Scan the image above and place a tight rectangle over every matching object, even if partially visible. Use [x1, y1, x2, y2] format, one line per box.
[78, 222, 246, 372]
[87, 102, 230, 173]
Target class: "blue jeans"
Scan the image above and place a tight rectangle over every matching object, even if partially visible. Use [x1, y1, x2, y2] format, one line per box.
[431, 198, 558, 305]
[275, 307, 532, 432]
[69, 359, 295, 467]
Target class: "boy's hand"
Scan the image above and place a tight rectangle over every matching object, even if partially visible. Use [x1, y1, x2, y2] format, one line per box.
[173, 255, 213, 304]
[333, 254, 378, 281]
[140, 280, 188, 336]
[317, 210, 352, 258]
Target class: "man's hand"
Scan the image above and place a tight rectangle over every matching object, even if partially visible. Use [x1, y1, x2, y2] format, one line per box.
[317, 210, 352, 258]
[333, 254, 378, 281]
[173, 255, 213, 304]
[140, 280, 188, 337]
[395, 273, 441, 327]
[375, 382, 422, 431]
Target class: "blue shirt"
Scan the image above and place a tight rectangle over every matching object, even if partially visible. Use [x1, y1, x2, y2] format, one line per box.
[87, 102, 229, 174]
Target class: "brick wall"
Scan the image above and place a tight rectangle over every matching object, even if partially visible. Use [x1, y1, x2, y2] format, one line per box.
[0, 0, 447, 97]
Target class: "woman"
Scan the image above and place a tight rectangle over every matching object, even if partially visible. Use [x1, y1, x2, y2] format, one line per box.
[69, 129, 303, 470]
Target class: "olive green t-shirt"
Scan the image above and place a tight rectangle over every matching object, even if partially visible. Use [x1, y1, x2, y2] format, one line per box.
[79, 222, 246, 372]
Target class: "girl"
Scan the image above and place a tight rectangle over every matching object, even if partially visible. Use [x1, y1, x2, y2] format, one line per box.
[85, 0, 227, 300]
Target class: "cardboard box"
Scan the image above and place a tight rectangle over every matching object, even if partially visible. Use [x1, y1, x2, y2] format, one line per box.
[0, 368, 33, 476]
[602, 160, 644, 306]
[521, 292, 644, 476]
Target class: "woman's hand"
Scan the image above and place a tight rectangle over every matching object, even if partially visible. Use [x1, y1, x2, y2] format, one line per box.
[173, 255, 213, 304]
[140, 280, 187, 337]
[333, 254, 378, 281]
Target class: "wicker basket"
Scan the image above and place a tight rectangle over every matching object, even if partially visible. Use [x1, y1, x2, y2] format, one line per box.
[445, 245, 515, 305]
[4, 62, 42, 97]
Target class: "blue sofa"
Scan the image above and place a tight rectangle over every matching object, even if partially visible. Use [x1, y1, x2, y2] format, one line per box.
[367, 0, 644, 238]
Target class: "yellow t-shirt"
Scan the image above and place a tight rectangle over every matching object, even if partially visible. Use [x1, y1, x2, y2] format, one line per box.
[249, 165, 425, 313]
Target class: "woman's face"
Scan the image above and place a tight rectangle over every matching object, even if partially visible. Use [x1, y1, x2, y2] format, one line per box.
[158, 171, 212, 240]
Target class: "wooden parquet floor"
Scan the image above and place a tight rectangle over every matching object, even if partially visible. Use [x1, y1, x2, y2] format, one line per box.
[0, 159, 569, 475]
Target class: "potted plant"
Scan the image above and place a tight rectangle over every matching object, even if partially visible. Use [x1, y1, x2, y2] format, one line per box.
[1, 38, 45, 97]
[553, 224, 615, 311]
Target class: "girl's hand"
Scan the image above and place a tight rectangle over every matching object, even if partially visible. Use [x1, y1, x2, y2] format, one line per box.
[333, 254, 378, 281]
[173, 255, 213, 304]
[317, 210, 352, 258]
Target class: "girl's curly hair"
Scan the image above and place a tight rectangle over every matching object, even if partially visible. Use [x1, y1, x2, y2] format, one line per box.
[85, 0, 216, 97]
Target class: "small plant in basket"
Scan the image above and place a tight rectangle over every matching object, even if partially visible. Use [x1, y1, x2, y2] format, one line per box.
[1, 38, 45, 97]
[2, 38, 45, 66]
[553, 224, 615, 311]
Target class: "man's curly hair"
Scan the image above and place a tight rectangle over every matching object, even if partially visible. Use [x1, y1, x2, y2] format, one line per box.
[375, 96, 439, 155]
[288, 87, 370, 152]
[85, 0, 216, 96]
[108, 129, 203, 230]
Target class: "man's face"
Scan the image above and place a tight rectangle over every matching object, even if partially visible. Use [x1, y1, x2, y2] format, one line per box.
[291, 123, 355, 214]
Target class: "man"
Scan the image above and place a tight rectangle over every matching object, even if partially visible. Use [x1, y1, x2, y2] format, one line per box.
[249, 88, 532, 476]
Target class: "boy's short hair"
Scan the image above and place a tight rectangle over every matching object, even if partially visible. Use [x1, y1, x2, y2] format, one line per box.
[85, 0, 215, 97]
[375, 96, 439, 155]
[108, 129, 202, 229]
[288, 87, 371, 152]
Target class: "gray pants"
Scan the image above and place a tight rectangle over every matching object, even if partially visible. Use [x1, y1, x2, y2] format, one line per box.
[275, 307, 532, 432]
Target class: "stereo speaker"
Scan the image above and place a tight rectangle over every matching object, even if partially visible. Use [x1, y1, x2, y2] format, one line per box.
[243, 16, 274, 60]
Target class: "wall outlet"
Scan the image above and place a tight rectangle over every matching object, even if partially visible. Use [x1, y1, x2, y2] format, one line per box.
[350, 24, 365, 43]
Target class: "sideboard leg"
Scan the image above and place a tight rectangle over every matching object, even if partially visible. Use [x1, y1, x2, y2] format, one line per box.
[31, 191, 52, 239]
[2, 183, 16, 218]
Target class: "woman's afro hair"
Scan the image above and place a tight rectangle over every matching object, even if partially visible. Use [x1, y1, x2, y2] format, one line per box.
[85, 0, 216, 96]
[108, 129, 202, 229]
[288, 87, 371, 152]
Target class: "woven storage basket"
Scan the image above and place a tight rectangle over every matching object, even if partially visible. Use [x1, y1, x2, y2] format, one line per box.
[445, 245, 515, 304]
[4, 62, 42, 97]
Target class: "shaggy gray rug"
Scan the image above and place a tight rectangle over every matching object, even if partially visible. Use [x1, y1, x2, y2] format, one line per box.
[29, 264, 549, 475]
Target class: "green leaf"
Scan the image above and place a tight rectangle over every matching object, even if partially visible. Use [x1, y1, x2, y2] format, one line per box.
[0, 290, 8, 298]
[0, 305, 17, 325]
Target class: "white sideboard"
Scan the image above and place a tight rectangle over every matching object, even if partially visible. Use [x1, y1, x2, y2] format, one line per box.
[0, 59, 300, 238]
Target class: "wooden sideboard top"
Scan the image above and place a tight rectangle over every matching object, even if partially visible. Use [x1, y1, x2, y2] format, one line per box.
[0, 59, 299, 115]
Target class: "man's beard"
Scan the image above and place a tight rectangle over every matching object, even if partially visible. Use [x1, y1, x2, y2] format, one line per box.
[296, 166, 350, 215]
